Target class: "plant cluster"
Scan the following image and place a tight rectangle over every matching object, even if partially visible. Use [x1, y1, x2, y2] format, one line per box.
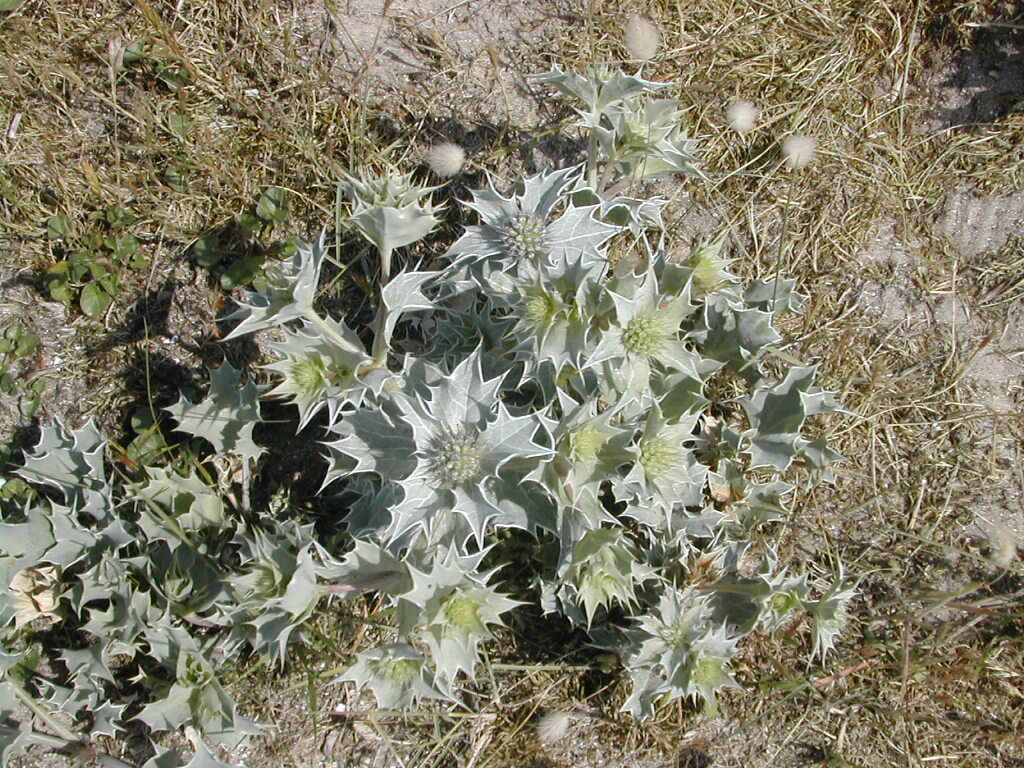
[0, 323, 43, 421]
[44, 204, 146, 318]
[1, 57, 853, 768]
[191, 186, 297, 292]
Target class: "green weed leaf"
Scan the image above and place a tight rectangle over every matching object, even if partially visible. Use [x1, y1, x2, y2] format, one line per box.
[45, 215, 71, 240]
[80, 282, 112, 317]
[256, 186, 289, 223]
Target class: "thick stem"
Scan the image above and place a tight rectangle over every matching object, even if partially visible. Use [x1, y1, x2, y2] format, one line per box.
[240, 457, 250, 513]
[369, 304, 389, 366]
[303, 309, 357, 354]
[586, 130, 600, 189]
[596, 158, 616, 198]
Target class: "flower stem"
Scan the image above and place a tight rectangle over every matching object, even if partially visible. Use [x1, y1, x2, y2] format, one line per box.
[587, 130, 600, 189]
[303, 309, 358, 354]
[770, 171, 795, 313]
[380, 245, 393, 283]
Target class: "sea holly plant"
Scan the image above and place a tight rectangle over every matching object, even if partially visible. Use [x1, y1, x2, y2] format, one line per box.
[0, 57, 855, 768]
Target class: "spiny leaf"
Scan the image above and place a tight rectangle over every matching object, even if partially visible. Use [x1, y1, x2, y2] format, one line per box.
[16, 419, 107, 517]
[165, 362, 263, 462]
[221, 233, 325, 339]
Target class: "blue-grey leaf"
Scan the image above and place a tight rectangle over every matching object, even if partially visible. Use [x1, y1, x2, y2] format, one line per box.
[16, 419, 108, 518]
[221, 232, 326, 339]
[165, 363, 263, 462]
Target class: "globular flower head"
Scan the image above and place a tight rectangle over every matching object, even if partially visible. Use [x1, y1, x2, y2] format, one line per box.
[616, 404, 708, 529]
[599, 99, 703, 180]
[762, 582, 808, 631]
[426, 142, 466, 178]
[588, 263, 701, 401]
[637, 430, 681, 479]
[337, 643, 443, 709]
[781, 134, 817, 170]
[502, 212, 549, 261]
[624, 15, 660, 61]
[340, 169, 442, 279]
[323, 349, 554, 552]
[264, 319, 375, 430]
[425, 426, 484, 489]
[545, 392, 635, 513]
[341, 170, 436, 209]
[507, 256, 605, 378]
[686, 625, 740, 712]
[623, 312, 668, 358]
[442, 165, 619, 294]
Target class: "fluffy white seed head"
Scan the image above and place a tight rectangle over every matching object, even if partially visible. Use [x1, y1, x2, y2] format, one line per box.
[987, 521, 1018, 570]
[726, 100, 758, 135]
[624, 15, 660, 61]
[781, 134, 817, 170]
[425, 142, 466, 178]
[536, 711, 573, 745]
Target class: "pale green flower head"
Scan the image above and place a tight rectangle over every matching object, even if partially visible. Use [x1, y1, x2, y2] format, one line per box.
[507, 255, 606, 378]
[337, 643, 444, 709]
[565, 528, 653, 626]
[689, 238, 738, 297]
[340, 169, 437, 209]
[444, 165, 619, 295]
[685, 625, 740, 713]
[596, 99, 702, 179]
[263, 318, 378, 430]
[627, 587, 711, 662]
[323, 348, 555, 552]
[396, 553, 522, 692]
[339, 169, 442, 280]
[588, 263, 702, 400]
[553, 392, 633, 484]
[619, 587, 739, 718]
[616, 403, 708, 530]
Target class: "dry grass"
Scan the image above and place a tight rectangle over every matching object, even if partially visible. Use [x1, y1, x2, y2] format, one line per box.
[2, 0, 1023, 766]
